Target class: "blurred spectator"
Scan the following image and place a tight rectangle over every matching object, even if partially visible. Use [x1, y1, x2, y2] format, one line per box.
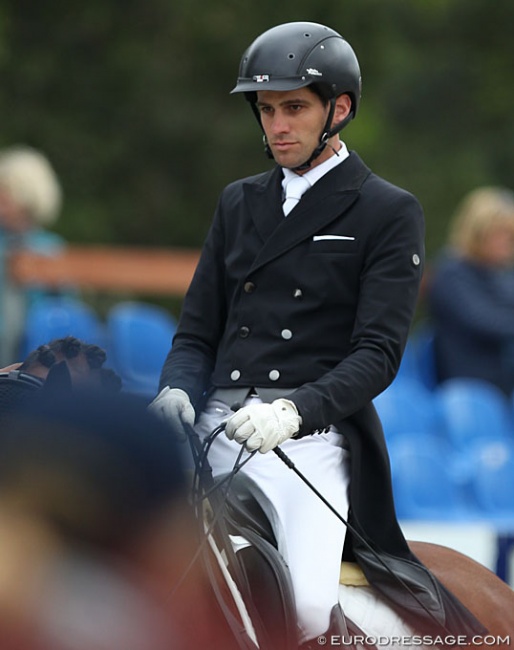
[0, 361, 247, 649]
[0, 387, 233, 649]
[428, 186, 514, 394]
[0, 145, 65, 365]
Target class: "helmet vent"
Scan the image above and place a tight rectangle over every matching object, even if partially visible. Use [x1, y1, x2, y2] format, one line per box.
[287, 53, 295, 60]
[303, 32, 311, 38]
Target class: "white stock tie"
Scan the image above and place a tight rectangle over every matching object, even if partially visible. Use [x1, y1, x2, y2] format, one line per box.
[282, 174, 311, 216]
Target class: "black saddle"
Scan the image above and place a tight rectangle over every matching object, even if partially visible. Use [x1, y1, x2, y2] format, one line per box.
[211, 472, 373, 650]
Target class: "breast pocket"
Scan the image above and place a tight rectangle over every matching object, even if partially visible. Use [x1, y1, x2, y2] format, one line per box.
[309, 235, 359, 255]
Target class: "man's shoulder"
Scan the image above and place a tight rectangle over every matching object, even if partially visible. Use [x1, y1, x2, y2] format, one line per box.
[331, 152, 419, 206]
[364, 168, 418, 203]
[223, 167, 278, 194]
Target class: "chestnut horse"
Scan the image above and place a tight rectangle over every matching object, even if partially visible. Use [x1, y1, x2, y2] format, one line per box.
[411, 540, 514, 639]
[189, 531, 514, 650]
[187, 431, 514, 648]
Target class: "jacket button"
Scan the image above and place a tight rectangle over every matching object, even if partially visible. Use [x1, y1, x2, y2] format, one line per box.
[239, 326, 250, 338]
[244, 281, 256, 293]
[230, 370, 241, 381]
[268, 369, 280, 381]
[281, 329, 293, 340]
[293, 288, 303, 299]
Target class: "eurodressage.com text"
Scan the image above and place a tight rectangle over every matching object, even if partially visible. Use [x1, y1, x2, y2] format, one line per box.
[316, 634, 511, 646]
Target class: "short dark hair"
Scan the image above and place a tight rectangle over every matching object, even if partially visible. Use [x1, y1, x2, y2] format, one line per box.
[308, 82, 332, 106]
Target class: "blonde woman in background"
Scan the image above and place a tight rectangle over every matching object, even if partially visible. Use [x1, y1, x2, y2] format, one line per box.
[428, 186, 514, 394]
[0, 146, 65, 365]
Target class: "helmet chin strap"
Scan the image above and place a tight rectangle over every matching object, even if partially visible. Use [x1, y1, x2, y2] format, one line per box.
[290, 96, 338, 172]
[253, 97, 354, 172]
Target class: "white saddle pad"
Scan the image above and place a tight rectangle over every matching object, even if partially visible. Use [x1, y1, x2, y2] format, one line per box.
[339, 584, 441, 649]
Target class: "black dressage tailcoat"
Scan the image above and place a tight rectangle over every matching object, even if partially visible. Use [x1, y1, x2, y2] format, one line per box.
[161, 152, 487, 636]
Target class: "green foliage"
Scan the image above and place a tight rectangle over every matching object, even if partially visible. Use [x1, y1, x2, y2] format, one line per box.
[0, 0, 512, 262]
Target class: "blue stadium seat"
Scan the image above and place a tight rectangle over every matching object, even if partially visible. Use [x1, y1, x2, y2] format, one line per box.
[373, 379, 442, 443]
[411, 326, 439, 391]
[466, 441, 514, 584]
[388, 434, 468, 520]
[468, 440, 514, 523]
[106, 301, 177, 398]
[435, 378, 514, 451]
[395, 325, 439, 392]
[19, 296, 106, 358]
[395, 339, 419, 384]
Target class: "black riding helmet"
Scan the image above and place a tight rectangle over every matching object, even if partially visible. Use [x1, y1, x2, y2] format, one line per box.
[231, 21, 361, 170]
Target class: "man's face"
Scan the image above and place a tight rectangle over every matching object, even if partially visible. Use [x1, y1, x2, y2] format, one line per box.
[256, 87, 337, 171]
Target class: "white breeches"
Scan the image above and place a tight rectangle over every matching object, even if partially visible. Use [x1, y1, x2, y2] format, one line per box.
[194, 396, 350, 643]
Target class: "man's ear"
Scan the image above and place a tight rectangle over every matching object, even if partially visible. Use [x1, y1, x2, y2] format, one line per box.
[333, 93, 352, 125]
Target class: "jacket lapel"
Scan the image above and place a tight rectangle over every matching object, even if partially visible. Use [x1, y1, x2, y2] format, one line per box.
[242, 166, 284, 243]
[248, 153, 370, 273]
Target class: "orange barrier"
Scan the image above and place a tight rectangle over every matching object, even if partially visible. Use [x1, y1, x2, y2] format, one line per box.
[8, 245, 200, 296]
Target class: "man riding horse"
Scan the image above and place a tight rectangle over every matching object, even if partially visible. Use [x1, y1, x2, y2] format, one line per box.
[150, 21, 487, 647]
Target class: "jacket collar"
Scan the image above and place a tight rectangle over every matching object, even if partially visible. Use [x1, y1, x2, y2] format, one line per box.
[242, 152, 370, 272]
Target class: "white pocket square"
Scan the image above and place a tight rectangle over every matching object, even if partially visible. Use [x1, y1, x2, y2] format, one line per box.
[312, 235, 356, 241]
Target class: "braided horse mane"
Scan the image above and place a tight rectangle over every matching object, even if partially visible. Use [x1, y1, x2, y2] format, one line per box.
[0, 336, 121, 424]
[19, 335, 122, 393]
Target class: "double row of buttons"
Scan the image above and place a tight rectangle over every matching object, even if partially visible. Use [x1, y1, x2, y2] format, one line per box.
[239, 326, 292, 340]
[244, 281, 304, 300]
[230, 369, 281, 382]
[232, 281, 303, 382]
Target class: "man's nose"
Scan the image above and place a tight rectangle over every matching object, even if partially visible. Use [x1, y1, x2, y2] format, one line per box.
[270, 111, 290, 134]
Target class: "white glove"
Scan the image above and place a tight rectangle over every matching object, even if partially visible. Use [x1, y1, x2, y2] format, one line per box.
[225, 399, 302, 454]
[148, 387, 195, 434]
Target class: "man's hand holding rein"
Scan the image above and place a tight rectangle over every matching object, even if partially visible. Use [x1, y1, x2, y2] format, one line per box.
[225, 399, 302, 453]
[149, 387, 195, 435]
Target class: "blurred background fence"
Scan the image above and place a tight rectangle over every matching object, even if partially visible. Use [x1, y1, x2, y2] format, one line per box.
[1, 0, 512, 269]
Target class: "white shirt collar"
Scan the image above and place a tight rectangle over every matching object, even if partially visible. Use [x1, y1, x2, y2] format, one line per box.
[281, 141, 349, 192]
